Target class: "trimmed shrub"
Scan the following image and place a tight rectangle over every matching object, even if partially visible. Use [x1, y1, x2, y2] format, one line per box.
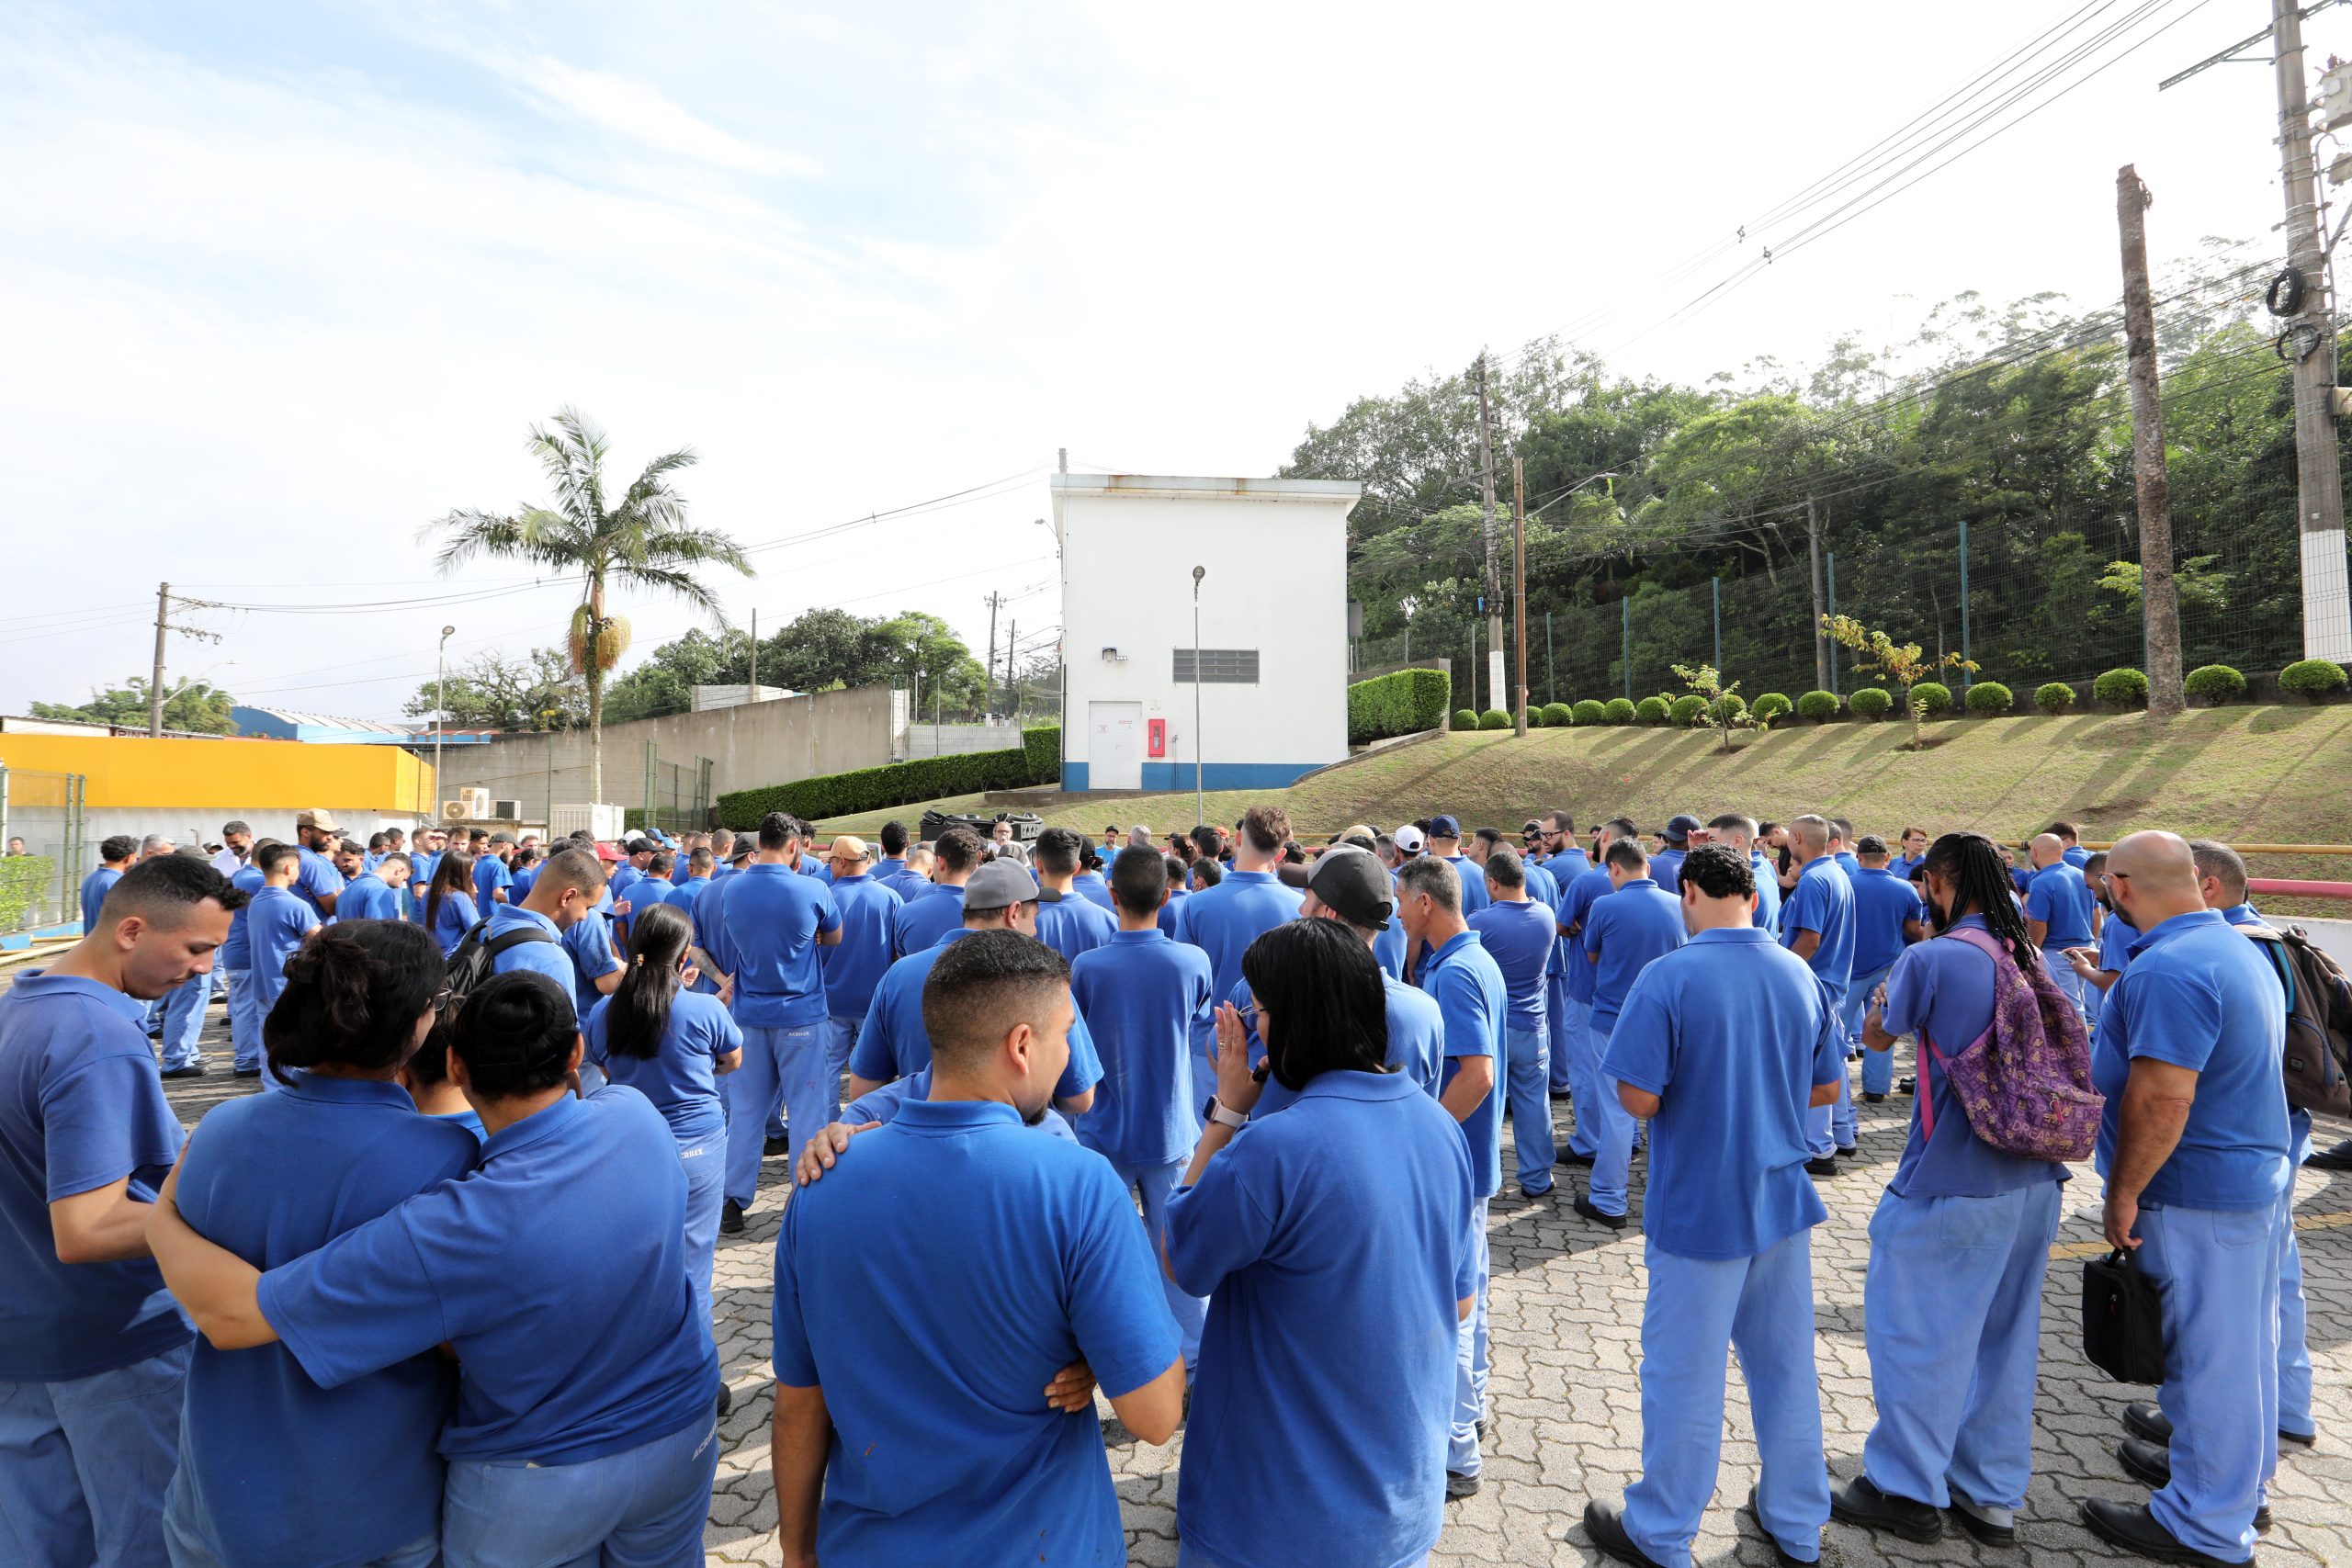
[0, 855, 55, 932]
[2093, 668, 2150, 708]
[1602, 697, 1637, 726]
[1750, 692, 1792, 725]
[1021, 725, 1058, 784]
[2183, 664, 2246, 705]
[1634, 696, 1671, 725]
[1452, 708, 1479, 732]
[1964, 681, 2014, 716]
[1847, 686, 1893, 720]
[1708, 693, 1747, 724]
[718, 748, 1035, 827]
[1911, 682, 1953, 716]
[2279, 658, 2349, 702]
[1571, 699, 1607, 726]
[1668, 694, 1707, 726]
[1541, 702, 1574, 728]
[1796, 690, 1840, 724]
[2033, 682, 2076, 715]
[1477, 708, 1512, 730]
[1347, 667, 1452, 743]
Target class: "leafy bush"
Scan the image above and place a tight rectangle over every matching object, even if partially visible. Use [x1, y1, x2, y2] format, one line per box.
[1571, 699, 1607, 726]
[1964, 681, 2014, 716]
[1541, 702, 1574, 727]
[1634, 696, 1670, 725]
[0, 856, 55, 933]
[1452, 708, 1480, 732]
[1796, 690, 1840, 724]
[2183, 664, 2246, 705]
[1477, 708, 1512, 730]
[1847, 686, 1893, 719]
[1347, 668, 1453, 743]
[1668, 694, 1707, 726]
[1750, 693, 1792, 725]
[2093, 668, 2150, 707]
[1602, 697, 1637, 726]
[718, 748, 1036, 827]
[1708, 693, 1747, 723]
[2033, 682, 2076, 715]
[2279, 658, 2348, 702]
[1021, 725, 1059, 783]
[1911, 682, 1953, 716]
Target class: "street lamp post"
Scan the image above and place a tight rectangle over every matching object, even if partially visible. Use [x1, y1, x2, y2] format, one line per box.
[434, 625, 456, 818]
[1191, 566, 1205, 828]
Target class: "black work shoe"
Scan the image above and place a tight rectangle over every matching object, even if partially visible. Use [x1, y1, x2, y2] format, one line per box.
[1745, 1486, 1824, 1565]
[161, 1064, 207, 1079]
[1804, 1156, 1839, 1177]
[1518, 1182, 1554, 1201]
[1555, 1146, 1597, 1168]
[1573, 1192, 1627, 1229]
[1898, 1076, 1917, 1094]
[763, 1136, 787, 1157]
[715, 1382, 733, 1417]
[1948, 1496, 2018, 1548]
[2305, 1134, 2352, 1170]
[2124, 1401, 2174, 1445]
[232, 1066, 262, 1078]
[2118, 1437, 2173, 1488]
[720, 1198, 745, 1235]
[2078, 1498, 2247, 1566]
[1836, 1145, 1860, 1158]
[1549, 1089, 1573, 1100]
[1582, 1500, 1668, 1568]
[1830, 1474, 1943, 1543]
[1445, 1470, 1481, 1500]
[2280, 1426, 2316, 1447]
[1863, 1091, 1887, 1102]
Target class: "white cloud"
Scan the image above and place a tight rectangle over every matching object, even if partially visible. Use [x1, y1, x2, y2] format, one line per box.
[485, 52, 821, 178]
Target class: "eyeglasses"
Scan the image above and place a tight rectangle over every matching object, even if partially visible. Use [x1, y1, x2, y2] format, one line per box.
[428, 987, 453, 1013]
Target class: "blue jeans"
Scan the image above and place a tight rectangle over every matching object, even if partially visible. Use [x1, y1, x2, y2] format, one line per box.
[822, 1016, 861, 1127]
[678, 1134, 724, 1329]
[160, 969, 212, 1071]
[1586, 1018, 1638, 1218]
[441, 1414, 719, 1568]
[2136, 1201, 2281, 1562]
[223, 968, 262, 1072]
[1860, 1181, 2062, 1515]
[725, 1024, 825, 1207]
[1504, 1024, 1554, 1191]
[0, 1340, 189, 1568]
[1108, 1157, 1206, 1369]
[1623, 1233, 1826, 1567]
[1843, 964, 1892, 1096]
[1450, 1197, 1491, 1477]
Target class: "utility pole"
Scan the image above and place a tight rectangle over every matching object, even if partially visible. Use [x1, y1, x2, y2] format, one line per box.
[1004, 619, 1017, 721]
[1476, 354, 1505, 714]
[2119, 164, 2188, 716]
[1512, 457, 1529, 736]
[747, 608, 757, 695]
[1805, 497, 1829, 692]
[148, 581, 171, 736]
[981, 591, 1002, 722]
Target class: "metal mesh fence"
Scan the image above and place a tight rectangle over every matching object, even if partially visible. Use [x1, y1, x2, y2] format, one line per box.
[0, 767, 86, 933]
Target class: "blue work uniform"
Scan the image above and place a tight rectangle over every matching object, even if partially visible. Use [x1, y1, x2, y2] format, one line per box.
[426, 889, 481, 957]
[506, 863, 538, 907]
[257, 1087, 719, 1568]
[289, 847, 343, 920]
[1035, 889, 1118, 964]
[1418, 928, 1506, 1482]
[2091, 910, 2290, 1562]
[1600, 929, 1843, 1567]
[473, 853, 513, 908]
[772, 1099, 1181, 1563]
[1166, 1071, 1476, 1568]
[335, 871, 403, 924]
[849, 931, 1103, 1099]
[2024, 861, 2098, 1022]
[1470, 897, 1560, 1193]
[2062, 843, 2091, 868]
[0, 972, 194, 1568]
[1536, 849, 1591, 1098]
[164, 1077, 476, 1568]
[481, 904, 572, 991]
[1848, 865, 1923, 1095]
[890, 883, 966, 958]
[1239, 966, 1446, 1116]
[1070, 868, 1114, 910]
[1172, 869, 1303, 1073]
[1781, 855, 1857, 1156]
[78, 864, 122, 931]
[1554, 863, 1617, 1154]
[221, 863, 269, 1073]
[838, 1066, 1080, 1144]
[702, 863, 841, 1198]
[2223, 902, 2317, 1446]
[246, 887, 321, 1082]
[1648, 845, 1687, 897]
[1582, 878, 1687, 1218]
[1439, 854, 1490, 915]
[816, 873, 904, 1124]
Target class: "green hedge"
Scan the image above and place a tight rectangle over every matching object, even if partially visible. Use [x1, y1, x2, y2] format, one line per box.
[1634, 696, 1670, 725]
[1911, 681, 1953, 716]
[1452, 707, 1480, 731]
[1964, 681, 2013, 716]
[1668, 694, 1706, 726]
[2034, 681, 2076, 715]
[0, 855, 54, 933]
[1847, 686, 1893, 719]
[1797, 690, 1839, 723]
[2094, 668, 2149, 707]
[1602, 697, 1637, 725]
[1023, 724, 1059, 780]
[2279, 658, 2347, 701]
[1477, 708, 1511, 730]
[1709, 694, 1746, 723]
[1571, 699, 1606, 726]
[2184, 665, 2245, 705]
[1348, 667, 1452, 743]
[718, 747, 1038, 826]
[1751, 693, 1792, 724]
[622, 807, 706, 833]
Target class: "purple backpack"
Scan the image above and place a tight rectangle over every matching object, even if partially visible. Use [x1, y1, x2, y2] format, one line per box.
[1916, 925, 2104, 1162]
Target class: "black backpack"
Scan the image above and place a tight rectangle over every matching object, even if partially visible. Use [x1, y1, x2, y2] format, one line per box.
[2243, 923, 2352, 1117]
[444, 918, 558, 1012]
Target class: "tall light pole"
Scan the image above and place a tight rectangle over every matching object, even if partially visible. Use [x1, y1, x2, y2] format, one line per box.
[1191, 566, 1205, 828]
[434, 625, 456, 816]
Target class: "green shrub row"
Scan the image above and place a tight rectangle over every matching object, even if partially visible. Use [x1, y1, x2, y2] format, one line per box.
[1349, 667, 1453, 743]
[1023, 724, 1060, 781]
[717, 725, 1057, 826]
[2035, 682, 2075, 715]
[0, 855, 55, 933]
[2281, 658, 2349, 700]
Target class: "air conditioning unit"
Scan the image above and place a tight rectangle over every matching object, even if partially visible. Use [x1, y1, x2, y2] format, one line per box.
[491, 798, 524, 821]
[549, 803, 625, 842]
[441, 787, 491, 821]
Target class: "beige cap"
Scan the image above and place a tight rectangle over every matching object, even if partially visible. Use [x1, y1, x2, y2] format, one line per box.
[295, 809, 344, 833]
[830, 834, 871, 863]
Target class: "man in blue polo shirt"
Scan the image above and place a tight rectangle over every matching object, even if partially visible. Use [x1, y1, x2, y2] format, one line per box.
[473, 832, 515, 908]
[1846, 835, 1926, 1103]
[477, 849, 610, 1014]
[1554, 818, 1634, 1168]
[2052, 820, 2091, 868]
[891, 828, 981, 957]
[2023, 832, 2098, 1025]
[1424, 816, 1489, 916]
[80, 836, 135, 931]
[2075, 831, 2290, 1567]
[1533, 812, 1590, 1099]
[1648, 815, 1698, 897]
[1398, 854, 1504, 1498]
[1586, 844, 1840, 1568]
[870, 821, 919, 898]
[1781, 815, 1857, 1171]
[816, 834, 900, 1126]
[701, 814, 842, 1232]
[0, 853, 243, 1568]
[1830, 818, 1860, 882]
[1172, 805, 1304, 1071]
[1470, 847, 1560, 1198]
[1031, 828, 1117, 963]
[334, 853, 409, 923]
[1577, 839, 1687, 1229]
[770, 931, 1186, 1564]
[1708, 814, 1781, 934]
[288, 811, 347, 919]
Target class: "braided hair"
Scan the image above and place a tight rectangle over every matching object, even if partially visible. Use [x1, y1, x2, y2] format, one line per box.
[1921, 831, 2035, 967]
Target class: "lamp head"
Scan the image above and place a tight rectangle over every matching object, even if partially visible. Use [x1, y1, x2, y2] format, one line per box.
[1191, 565, 1205, 582]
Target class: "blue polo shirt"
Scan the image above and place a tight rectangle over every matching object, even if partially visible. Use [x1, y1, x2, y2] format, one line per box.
[473, 854, 512, 908]
[173, 1076, 476, 1568]
[2094, 909, 2290, 1212]
[1166, 1071, 1475, 1568]
[1648, 846, 1687, 896]
[1834, 850, 1860, 881]
[422, 891, 479, 957]
[560, 913, 624, 1020]
[1070, 870, 1114, 910]
[849, 931, 1103, 1101]
[892, 883, 967, 958]
[259, 1086, 717, 1463]
[1521, 859, 1561, 913]
[335, 871, 402, 924]
[2024, 862, 2098, 949]
[506, 864, 537, 906]
[1468, 898, 1555, 1030]
[1173, 870, 1306, 1032]
[1069, 930, 1213, 1168]
[2098, 911, 2140, 976]
[248, 886, 321, 1015]
[1373, 908, 1408, 979]
[291, 847, 344, 919]
[78, 864, 121, 931]
[1035, 890, 1119, 965]
[1418, 930, 1506, 1198]
[819, 874, 904, 1022]
[1582, 879, 1686, 1030]
[481, 903, 574, 992]
[704, 863, 840, 1028]
[1557, 865, 1615, 1005]
[1849, 865, 1923, 977]
[1600, 930, 1842, 1258]
[0, 972, 191, 1381]
[1241, 968, 1447, 1117]
[664, 875, 711, 919]
[1749, 851, 1783, 933]
[2063, 844, 2091, 868]
[772, 1098, 1181, 1565]
[1156, 887, 1189, 939]
[220, 864, 268, 970]
[1438, 855, 1490, 915]
[838, 1068, 1079, 1145]
[583, 989, 742, 1147]
[1779, 856, 1856, 1005]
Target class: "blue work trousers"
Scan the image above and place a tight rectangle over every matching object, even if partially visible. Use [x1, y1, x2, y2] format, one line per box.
[2278, 1186, 2313, 1442]
[1804, 1055, 1856, 1156]
[1109, 1157, 1206, 1369]
[724, 1024, 825, 1207]
[1558, 997, 1600, 1155]
[1842, 964, 1893, 1097]
[1545, 971, 1578, 1095]
[1450, 1197, 1491, 1477]
[159, 969, 212, 1071]
[821, 1016, 861, 1128]
[223, 967, 263, 1073]
[0, 1341, 189, 1568]
[1585, 1018, 1638, 1218]
[677, 1134, 724, 1330]
[2137, 1200, 2281, 1563]
[1623, 1233, 1826, 1568]
[164, 1446, 435, 1568]
[1504, 1024, 1554, 1192]
[1859, 1181, 2062, 1516]
[441, 1414, 719, 1568]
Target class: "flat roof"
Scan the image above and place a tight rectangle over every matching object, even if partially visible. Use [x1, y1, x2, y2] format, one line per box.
[1049, 473, 1362, 502]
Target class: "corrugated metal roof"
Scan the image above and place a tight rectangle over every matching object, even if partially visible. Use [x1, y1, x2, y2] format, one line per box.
[238, 706, 416, 735]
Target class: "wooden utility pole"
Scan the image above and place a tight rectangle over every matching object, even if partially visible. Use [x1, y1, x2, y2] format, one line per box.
[1512, 457, 1529, 736]
[747, 607, 757, 694]
[981, 591, 1002, 721]
[148, 581, 171, 736]
[1004, 619, 1017, 720]
[1805, 498, 1829, 692]
[2119, 164, 2186, 716]
[1476, 355, 1504, 714]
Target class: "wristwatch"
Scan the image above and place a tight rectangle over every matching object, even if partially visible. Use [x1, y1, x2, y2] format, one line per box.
[1201, 1096, 1248, 1131]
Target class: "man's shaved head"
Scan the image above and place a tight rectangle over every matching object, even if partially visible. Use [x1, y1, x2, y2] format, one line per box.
[2030, 832, 2064, 868]
[2107, 830, 2199, 897]
[1790, 815, 1830, 856]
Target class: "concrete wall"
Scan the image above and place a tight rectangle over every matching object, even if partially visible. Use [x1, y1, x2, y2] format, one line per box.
[450, 683, 894, 814]
[899, 721, 1026, 760]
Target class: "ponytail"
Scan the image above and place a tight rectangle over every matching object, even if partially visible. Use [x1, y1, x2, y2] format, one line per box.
[605, 902, 691, 1060]
[264, 920, 446, 1086]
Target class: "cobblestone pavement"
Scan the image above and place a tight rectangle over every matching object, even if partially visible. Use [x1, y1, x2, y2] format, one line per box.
[152, 1000, 2351, 1566]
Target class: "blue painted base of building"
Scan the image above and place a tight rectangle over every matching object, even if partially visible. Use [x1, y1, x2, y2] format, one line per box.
[1060, 761, 1325, 794]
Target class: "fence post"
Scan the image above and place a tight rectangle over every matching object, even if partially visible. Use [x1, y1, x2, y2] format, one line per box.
[1622, 597, 1633, 701]
[1545, 612, 1555, 704]
[1826, 552, 1840, 696]
[1958, 517, 1973, 687]
[1711, 578, 1722, 673]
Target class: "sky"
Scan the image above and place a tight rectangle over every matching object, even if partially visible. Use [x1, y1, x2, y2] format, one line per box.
[0, 0, 2330, 723]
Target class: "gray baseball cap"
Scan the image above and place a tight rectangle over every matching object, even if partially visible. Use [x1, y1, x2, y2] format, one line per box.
[962, 860, 1040, 914]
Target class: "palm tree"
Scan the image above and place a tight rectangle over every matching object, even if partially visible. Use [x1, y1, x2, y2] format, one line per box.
[424, 407, 752, 806]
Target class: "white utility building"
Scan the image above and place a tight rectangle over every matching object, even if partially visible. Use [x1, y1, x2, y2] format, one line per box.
[1049, 472, 1362, 794]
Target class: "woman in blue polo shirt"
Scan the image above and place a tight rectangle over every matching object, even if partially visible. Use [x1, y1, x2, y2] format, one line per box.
[1164, 919, 1475, 1568]
[148, 970, 720, 1568]
[583, 904, 742, 1334]
[422, 851, 480, 958]
[161, 919, 479, 1568]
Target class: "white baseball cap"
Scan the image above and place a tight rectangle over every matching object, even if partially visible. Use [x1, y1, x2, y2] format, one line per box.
[1393, 824, 1426, 853]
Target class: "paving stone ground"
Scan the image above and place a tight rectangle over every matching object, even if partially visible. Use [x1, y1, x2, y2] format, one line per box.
[152, 999, 2352, 1566]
